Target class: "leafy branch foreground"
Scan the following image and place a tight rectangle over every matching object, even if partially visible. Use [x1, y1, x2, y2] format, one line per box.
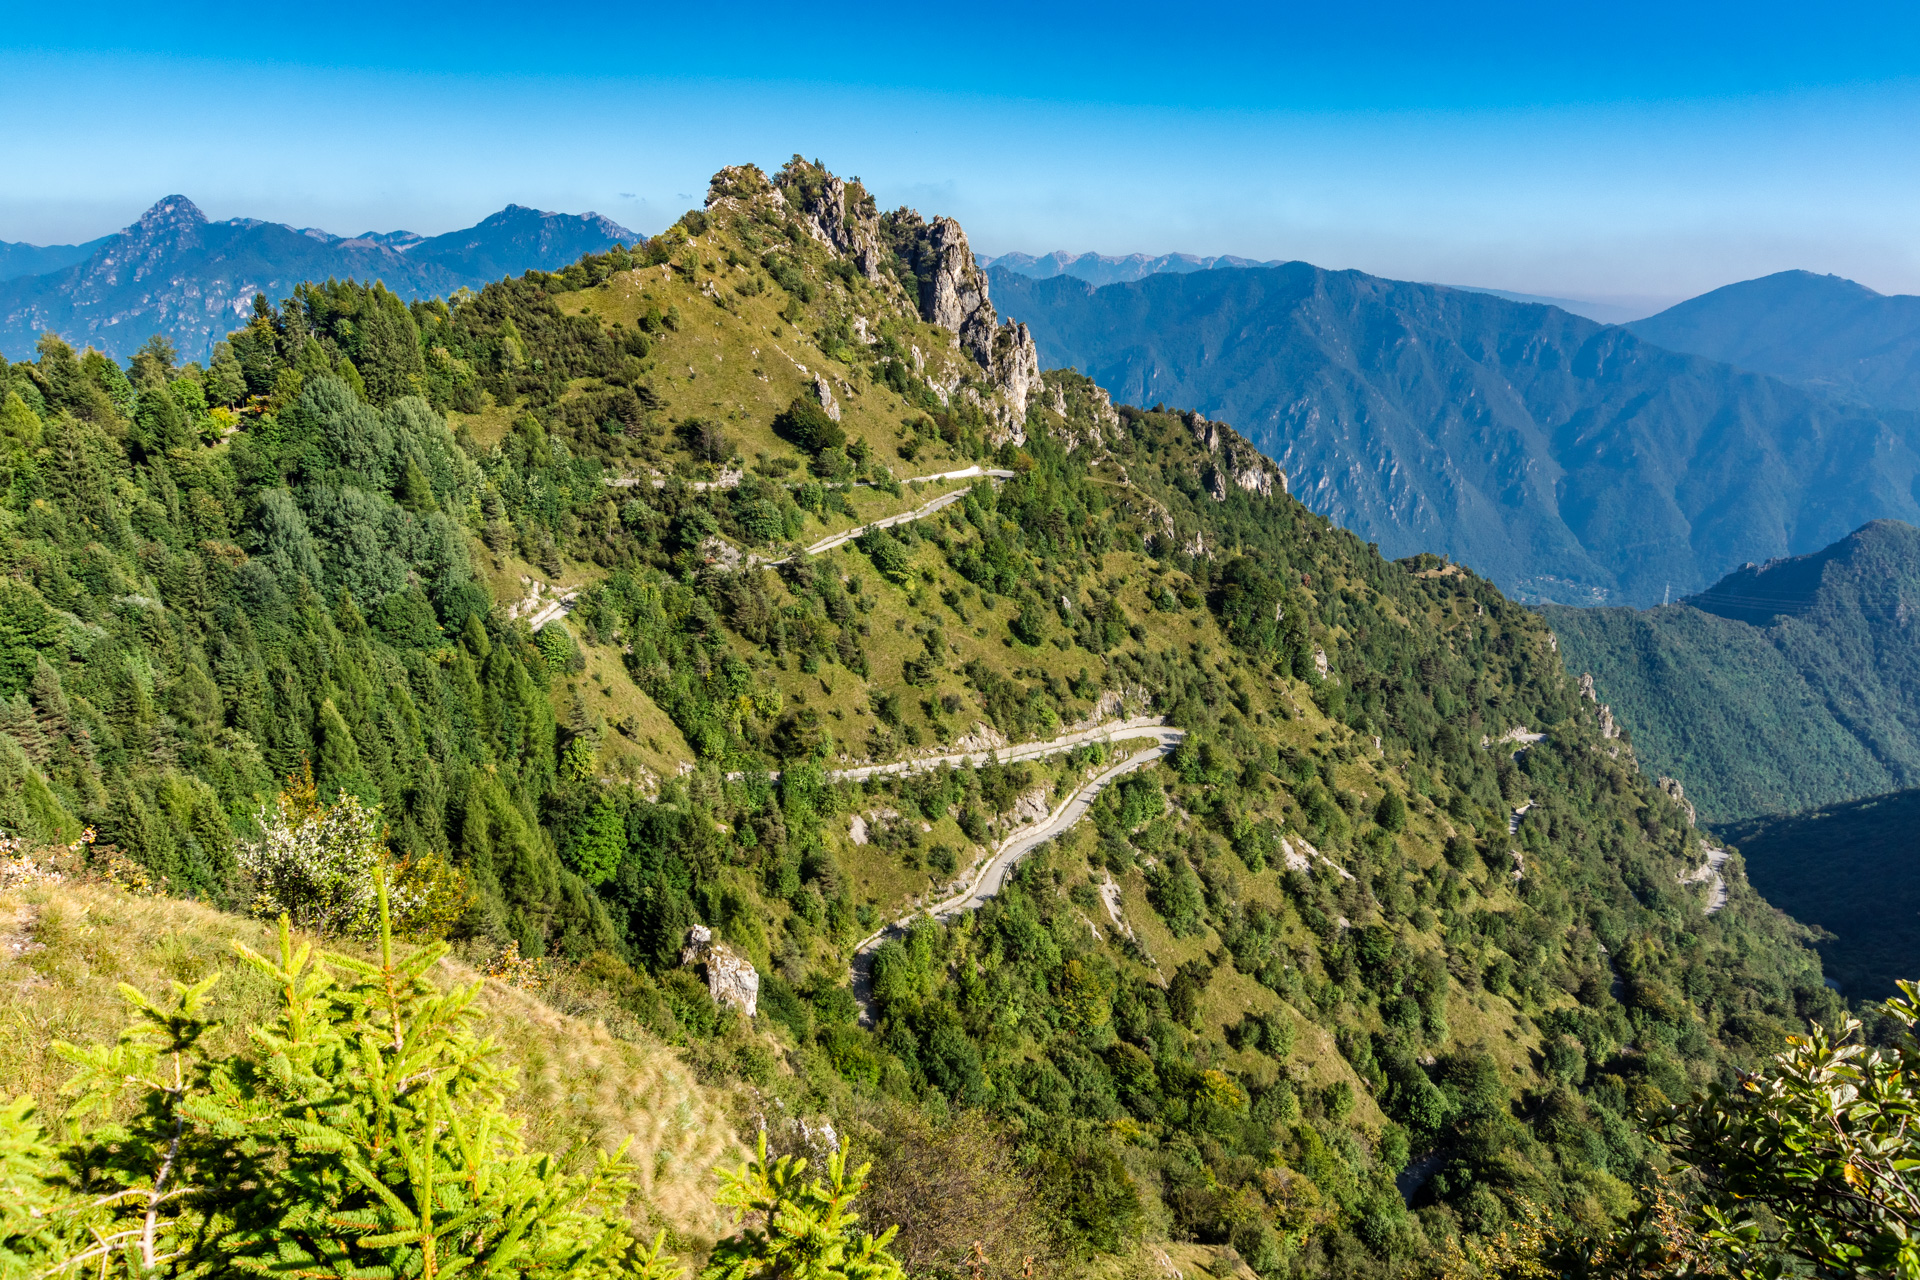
[0, 879, 902, 1280]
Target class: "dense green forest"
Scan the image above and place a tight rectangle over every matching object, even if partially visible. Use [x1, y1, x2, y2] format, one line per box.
[0, 158, 1843, 1279]
[1547, 519, 1920, 824]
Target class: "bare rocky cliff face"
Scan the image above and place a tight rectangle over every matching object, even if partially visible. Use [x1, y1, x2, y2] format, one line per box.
[880, 208, 1041, 436]
[709, 158, 1043, 441]
[1188, 410, 1286, 501]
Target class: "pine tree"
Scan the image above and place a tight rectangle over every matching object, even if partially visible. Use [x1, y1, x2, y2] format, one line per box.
[39, 877, 658, 1280]
[702, 1134, 905, 1280]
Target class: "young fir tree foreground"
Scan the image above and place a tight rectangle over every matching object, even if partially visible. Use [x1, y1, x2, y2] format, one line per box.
[0, 873, 903, 1280]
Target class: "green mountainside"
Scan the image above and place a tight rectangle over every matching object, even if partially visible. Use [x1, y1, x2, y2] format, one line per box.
[1546, 520, 1920, 824]
[988, 264, 1920, 607]
[0, 157, 1840, 1278]
[1720, 789, 1920, 1001]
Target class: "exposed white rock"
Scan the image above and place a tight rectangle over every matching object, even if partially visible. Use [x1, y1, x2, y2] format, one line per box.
[813, 374, 841, 422]
[1187, 411, 1286, 499]
[1659, 776, 1697, 826]
[680, 925, 760, 1016]
[1010, 786, 1051, 827]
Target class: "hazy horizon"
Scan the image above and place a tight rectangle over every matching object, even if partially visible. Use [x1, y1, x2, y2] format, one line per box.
[7, 0, 1920, 302]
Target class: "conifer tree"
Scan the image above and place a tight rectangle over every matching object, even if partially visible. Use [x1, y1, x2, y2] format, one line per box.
[32, 874, 657, 1280]
[702, 1135, 905, 1280]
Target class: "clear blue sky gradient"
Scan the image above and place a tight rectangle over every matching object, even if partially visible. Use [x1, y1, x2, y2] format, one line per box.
[6, 0, 1920, 303]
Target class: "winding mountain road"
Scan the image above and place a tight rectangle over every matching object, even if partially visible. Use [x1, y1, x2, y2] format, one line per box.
[833, 715, 1175, 782]
[789, 473, 1010, 559]
[847, 726, 1185, 1020]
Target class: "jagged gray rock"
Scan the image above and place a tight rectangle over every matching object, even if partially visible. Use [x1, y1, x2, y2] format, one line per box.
[680, 924, 759, 1016]
[1659, 776, 1698, 826]
[1186, 411, 1286, 500]
[813, 373, 841, 422]
[778, 165, 889, 285]
[883, 208, 1040, 439]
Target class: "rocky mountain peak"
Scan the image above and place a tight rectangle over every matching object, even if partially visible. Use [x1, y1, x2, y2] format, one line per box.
[774, 156, 889, 286]
[704, 159, 1042, 440]
[134, 195, 208, 237]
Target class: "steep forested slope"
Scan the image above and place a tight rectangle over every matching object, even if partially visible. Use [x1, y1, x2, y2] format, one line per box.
[1631, 270, 1920, 410]
[1547, 521, 1920, 823]
[0, 158, 1839, 1279]
[989, 264, 1920, 607]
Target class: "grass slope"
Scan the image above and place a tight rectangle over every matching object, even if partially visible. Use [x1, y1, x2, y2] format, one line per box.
[0, 879, 745, 1245]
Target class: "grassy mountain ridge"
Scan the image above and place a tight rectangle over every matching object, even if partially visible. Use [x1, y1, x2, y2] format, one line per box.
[988, 262, 1920, 607]
[1547, 520, 1920, 823]
[0, 155, 1842, 1277]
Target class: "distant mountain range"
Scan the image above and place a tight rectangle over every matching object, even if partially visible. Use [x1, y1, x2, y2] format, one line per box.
[0, 236, 113, 282]
[978, 250, 1286, 286]
[990, 262, 1920, 606]
[980, 249, 1648, 323]
[1630, 269, 1920, 411]
[1547, 520, 1920, 823]
[0, 197, 638, 361]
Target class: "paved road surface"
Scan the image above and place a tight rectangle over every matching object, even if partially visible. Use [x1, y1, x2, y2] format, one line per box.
[834, 715, 1177, 782]
[846, 729, 1185, 1020]
[787, 474, 1013, 556]
[603, 463, 1011, 492]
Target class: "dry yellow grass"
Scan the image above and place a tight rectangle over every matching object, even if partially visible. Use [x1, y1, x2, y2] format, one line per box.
[0, 882, 744, 1244]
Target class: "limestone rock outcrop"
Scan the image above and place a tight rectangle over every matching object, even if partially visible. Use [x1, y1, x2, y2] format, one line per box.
[680, 924, 759, 1016]
[1659, 776, 1697, 826]
[813, 374, 841, 422]
[705, 158, 1040, 443]
[1187, 412, 1286, 500]
[773, 158, 890, 285]
[883, 208, 1041, 439]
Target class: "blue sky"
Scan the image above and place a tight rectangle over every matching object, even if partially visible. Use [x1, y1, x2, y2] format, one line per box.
[6, 0, 1920, 305]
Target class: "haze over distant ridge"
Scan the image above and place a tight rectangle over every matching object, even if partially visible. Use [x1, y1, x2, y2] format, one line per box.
[0, 195, 637, 361]
[980, 249, 1659, 325]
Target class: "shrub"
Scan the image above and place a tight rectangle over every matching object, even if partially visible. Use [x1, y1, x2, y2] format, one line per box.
[774, 397, 843, 455]
[237, 771, 393, 938]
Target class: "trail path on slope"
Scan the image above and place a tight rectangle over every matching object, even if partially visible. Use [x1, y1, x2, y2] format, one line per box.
[847, 727, 1185, 1022]
[787, 470, 1013, 556]
[1682, 844, 1731, 915]
[604, 463, 1011, 492]
[833, 716, 1177, 782]
[563, 465, 1014, 618]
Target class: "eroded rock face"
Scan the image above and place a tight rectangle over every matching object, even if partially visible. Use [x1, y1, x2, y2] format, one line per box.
[1659, 776, 1697, 826]
[1188, 411, 1286, 500]
[680, 924, 759, 1016]
[883, 208, 1037, 440]
[813, 374, 841, 422]
[989, 321, 1042, 431]
[774, 160, 889, 285]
